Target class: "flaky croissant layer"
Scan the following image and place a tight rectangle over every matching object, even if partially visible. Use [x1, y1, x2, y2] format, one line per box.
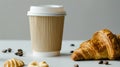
[71, 29, 120, 61]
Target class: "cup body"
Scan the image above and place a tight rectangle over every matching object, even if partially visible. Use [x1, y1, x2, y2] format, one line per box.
[27, 5, 66, 57]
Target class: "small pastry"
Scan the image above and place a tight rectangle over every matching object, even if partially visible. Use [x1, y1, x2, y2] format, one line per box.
[28, 61, 49, 67]
[28, 61, 39, 67]
[4, 58, 24, 67]
[39, 61, 49, 67]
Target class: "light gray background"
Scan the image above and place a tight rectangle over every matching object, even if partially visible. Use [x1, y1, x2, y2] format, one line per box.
[0, 0, 120, 40]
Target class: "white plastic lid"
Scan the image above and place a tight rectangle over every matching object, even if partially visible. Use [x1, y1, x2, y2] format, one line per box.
[27, 5, 66, 16]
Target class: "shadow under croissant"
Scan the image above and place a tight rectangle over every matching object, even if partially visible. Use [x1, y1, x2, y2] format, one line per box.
[74, 58, 120, 61]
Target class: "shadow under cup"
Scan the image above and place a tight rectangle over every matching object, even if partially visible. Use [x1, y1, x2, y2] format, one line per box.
[29, 16, 65, 57]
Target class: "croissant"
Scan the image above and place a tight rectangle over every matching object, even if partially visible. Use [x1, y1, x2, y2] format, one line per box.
[71, 29, 120, 61]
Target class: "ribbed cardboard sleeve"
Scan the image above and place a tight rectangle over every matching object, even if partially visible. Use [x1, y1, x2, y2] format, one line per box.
[29, 16, 64, 52]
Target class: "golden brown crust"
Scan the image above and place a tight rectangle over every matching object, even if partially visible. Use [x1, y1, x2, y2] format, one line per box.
[71, 29, 120, 61]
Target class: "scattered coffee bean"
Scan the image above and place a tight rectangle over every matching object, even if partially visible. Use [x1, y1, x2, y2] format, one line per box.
[104, 61, 109, 65]
[74, 64, 79, 67]
[18, 51, 23, 54]
[15, 52, 23, 56]
[70, 50, 74, 53]
[15, 52, 18, 55]
[70, 44, 75, 46]
[98, 60, 103, 64]
[2, 49, 7, 53]
[18, 53, 23, 56]
[15, 49, 24, 57]
[18, 49, 23, 52]
[8, 48, 12, 52]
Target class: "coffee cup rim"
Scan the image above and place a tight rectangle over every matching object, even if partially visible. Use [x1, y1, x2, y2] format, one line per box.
[27, 5, 66, 16]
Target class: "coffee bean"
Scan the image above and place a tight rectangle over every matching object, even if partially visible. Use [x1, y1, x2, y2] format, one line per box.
[18, 49, 23, 52]
[18, 51, 23, 53]
[15, 52, 18, 55]
[98, 60, 103, 64]
[18, 51, 23, 54]
[70, 44, 75, 46]
[74, 64, 79, 67]
[15, 52, 23, 56]
[2, 49, 7, 53]
[8, 48, 12, 52]
[104, 61, 109, 65]
[70, 50, 74, 53]
[14, 49, 24, 57]
[18, 53, 23, 56]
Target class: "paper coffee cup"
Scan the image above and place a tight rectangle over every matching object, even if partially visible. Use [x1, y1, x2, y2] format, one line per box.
[27, 5, 66, 57]
[27, 5, 66, 16]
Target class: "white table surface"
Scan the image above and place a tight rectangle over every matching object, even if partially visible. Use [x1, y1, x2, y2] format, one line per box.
[0, 40, 120, 67]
